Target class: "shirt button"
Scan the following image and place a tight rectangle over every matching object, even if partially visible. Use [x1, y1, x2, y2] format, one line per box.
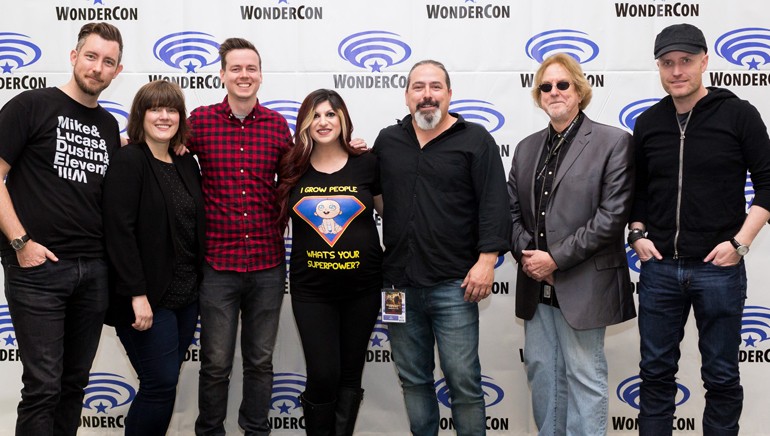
[544, 191, 549, 195]
[548, 171, 552, 175]
[242, 191, 246, 195]
[541, 212, 545, 215]
[245, 234, 249, 239]
[244, 213, 248, 217]
[240, 147, 244, 152]
[240, 169, 244, 173]
[540, 233, 544, 237]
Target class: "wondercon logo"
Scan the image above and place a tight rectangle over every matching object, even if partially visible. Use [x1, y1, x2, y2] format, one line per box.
[617, 375, 690, 410]
[271, 372, 306, 414]
[495, 255, 504, 269]
[284, 235, 292, 278]
[525, 29, 599, 64]
[0, 32, 42, 73]
[436, 375, 504, 408]
[190, 316, 201, 347]
[618, 98, 660, 132]
[741, 306, 770, 348]
[153, 31, 220, 73]
[0, 305, 16, 348]
[83, 372, 136, 413]
[338, 30, 412, 72]
[715, 28, 770, 70]
[369, 312, 390, 348]
[264, 100, 301, 135]
[625, 243, 641, 274]
[449, 99, 505, 133]
[745, 172, 754, 212]
[99, 100, 128, 134]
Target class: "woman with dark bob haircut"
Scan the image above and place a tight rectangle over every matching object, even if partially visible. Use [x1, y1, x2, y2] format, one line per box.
[276, 89, 382, 435]
[103, 80, 205, 435]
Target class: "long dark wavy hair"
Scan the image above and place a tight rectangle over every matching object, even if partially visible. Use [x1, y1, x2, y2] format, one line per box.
[275, 89, 363, 229]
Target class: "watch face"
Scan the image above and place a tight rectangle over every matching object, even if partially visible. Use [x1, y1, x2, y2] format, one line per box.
[737, 245, 750, 256]
[10, 239, 24, 250]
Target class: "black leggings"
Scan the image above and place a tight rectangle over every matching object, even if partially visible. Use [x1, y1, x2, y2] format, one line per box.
[291, 291, 380, 404]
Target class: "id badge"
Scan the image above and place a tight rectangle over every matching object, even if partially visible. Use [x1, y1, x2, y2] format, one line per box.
[381, 288, 406, 323]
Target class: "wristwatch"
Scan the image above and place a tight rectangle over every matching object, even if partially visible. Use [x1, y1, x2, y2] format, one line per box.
[730, 238, 749, 256]
[10, 234, 30, 251]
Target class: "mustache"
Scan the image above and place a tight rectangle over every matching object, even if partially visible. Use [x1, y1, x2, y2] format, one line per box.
[417, 99, 438, 109]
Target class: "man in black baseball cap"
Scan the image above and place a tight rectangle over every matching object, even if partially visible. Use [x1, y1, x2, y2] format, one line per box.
[654, 23, 708, 58]
[630, 22, 770, 436]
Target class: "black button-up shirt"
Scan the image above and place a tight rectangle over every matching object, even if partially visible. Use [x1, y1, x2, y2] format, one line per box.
[373, 113, 511, 287]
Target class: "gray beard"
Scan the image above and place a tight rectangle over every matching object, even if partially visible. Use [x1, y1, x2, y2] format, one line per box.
[414, 108, 441, 130]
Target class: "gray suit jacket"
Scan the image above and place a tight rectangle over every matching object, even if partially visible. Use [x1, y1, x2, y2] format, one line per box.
[507, 116, 636, 330]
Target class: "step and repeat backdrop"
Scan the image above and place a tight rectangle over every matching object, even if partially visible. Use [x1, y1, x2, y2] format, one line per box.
[2, 0, 770, 434]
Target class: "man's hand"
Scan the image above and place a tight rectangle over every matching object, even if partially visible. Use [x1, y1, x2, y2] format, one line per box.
[521, 250, 557, 281]
[704, 241, 741, 266]
[350, 138, 368, 151]
[16, 240, 58, 268]
[131, 295, 153, 331]
[461, 253, 497, 302]
[173, 143, 189, 156]
[631, 238, 663, 262]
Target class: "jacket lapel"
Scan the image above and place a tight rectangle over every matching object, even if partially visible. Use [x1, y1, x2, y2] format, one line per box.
[552, 118, 592, 190]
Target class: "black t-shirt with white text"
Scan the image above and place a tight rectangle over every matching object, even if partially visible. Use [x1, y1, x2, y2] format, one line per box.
[288, 153, 382, 301]
[0, 87, 120, 258]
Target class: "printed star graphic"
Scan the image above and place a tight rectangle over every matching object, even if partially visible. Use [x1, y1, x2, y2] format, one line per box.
[370, 60, 383, 72]
[93, 0, 104, 4]
[94, 402, 109, 414]
[191, 337, 199, 346]
[747, 57, 760, 70]
[184, 61, 197, 73]
[278, 401, 291, 414]
[3, 334, 15, 346]
[744, 335, 757, 347]
[370, 334, 383, 347]
[278, 0, 289, 3]
[1, 62, 13, 73]
[465, 0, 476, 2]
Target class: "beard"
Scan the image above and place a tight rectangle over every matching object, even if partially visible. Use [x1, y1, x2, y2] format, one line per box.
[414, 107, 442, 130]
[74, 72, 107, 96]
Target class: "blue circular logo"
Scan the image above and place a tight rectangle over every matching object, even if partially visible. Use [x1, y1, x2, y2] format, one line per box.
[715, 28, 770, 70]
[153, 31, 220, 73]
[0, 33, 42, 73]
[449, 99, 506, 133]
[338, 30, 412, 72]
[525, 29, 599, 64]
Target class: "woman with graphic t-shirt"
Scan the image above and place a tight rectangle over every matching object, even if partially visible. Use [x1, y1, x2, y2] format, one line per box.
[276, 89, 382, 436]
[103, 80, 204, 435]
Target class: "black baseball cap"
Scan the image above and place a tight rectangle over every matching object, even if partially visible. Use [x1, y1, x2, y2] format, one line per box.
[654, 23, 708, 59]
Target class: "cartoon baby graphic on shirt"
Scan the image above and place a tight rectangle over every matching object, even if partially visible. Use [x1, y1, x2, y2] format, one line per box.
[315, 199, 343, 234]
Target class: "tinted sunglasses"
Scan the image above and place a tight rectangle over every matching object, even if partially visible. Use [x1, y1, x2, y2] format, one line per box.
[538, 81, 570, 93]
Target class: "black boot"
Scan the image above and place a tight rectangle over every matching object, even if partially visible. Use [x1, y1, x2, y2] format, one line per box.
[334, 388, 364, 436]
[300, 392, 336, 436]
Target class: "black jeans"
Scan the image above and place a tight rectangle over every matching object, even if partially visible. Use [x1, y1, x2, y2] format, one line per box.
[291, 290, 380, 404]
[3, 257, 108, 436]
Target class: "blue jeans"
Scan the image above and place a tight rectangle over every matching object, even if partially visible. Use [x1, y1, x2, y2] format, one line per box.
[116, 301, 199, 436]
[388, 279, 485, 436]
[524, 304, 608, 436]
[638, 258, 746, 436]
[195, 263, 285, 436]
[2, 257, 108, 436]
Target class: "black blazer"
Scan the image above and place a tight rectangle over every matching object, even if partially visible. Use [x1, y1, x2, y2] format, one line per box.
[103, 143, 205, 326]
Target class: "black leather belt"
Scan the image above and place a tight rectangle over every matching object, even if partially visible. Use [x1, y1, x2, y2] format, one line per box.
[539, 283, 560, 308]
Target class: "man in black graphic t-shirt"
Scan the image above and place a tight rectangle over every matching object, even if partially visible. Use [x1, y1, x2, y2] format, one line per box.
[0, 23, 123, 435]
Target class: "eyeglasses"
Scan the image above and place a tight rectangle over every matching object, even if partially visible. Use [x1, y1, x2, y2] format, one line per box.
[538, 81, 571, 93]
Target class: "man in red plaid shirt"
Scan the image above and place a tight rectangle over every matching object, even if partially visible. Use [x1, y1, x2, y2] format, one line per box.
[188, 37, 292, 436]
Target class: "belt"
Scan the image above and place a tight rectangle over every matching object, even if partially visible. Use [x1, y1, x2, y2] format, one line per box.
[539, 283, 560, 308]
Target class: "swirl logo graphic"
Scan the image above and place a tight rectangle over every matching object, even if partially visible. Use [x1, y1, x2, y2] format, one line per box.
[618, 98, 660, 132]
[449, 99, 505, 133]
[370, 312, 390, 348]
[715, 28, 770, 70]
[617, 375, 690, 410]
[436, 375, 504, 408]
[271, 372, 306, 414]
[625, 243, 641, 274]
[0, 305, 16, 348]
[741, 306, 770, 348]
[153, 31, 220, 73]
[264, 100, 301, 135]
[83, 372, 136, 413]
[525, 29, 599, 64]
[190, 316, 202, 347]
[0, 33, 42, 73]
[745, 172, 754, 212]
[284, 235, 292, 278]
[99, 100, 128, 134]
[338, 30, 412, 72]
[494, 255, 504, 269]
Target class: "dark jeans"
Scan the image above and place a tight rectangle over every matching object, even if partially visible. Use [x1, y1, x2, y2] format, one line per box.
[291, 291, 380, 404]
[2, 257, 108, 436]
[195, 263, 285, 436]
[116, 301, 199, 436]
[638, 258, 746, 436]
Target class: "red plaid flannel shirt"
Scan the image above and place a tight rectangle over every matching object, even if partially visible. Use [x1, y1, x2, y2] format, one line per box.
[187, 97, 292, 272]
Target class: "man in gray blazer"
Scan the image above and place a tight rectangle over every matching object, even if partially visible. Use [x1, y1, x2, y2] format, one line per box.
[508, 53, 636, 435]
